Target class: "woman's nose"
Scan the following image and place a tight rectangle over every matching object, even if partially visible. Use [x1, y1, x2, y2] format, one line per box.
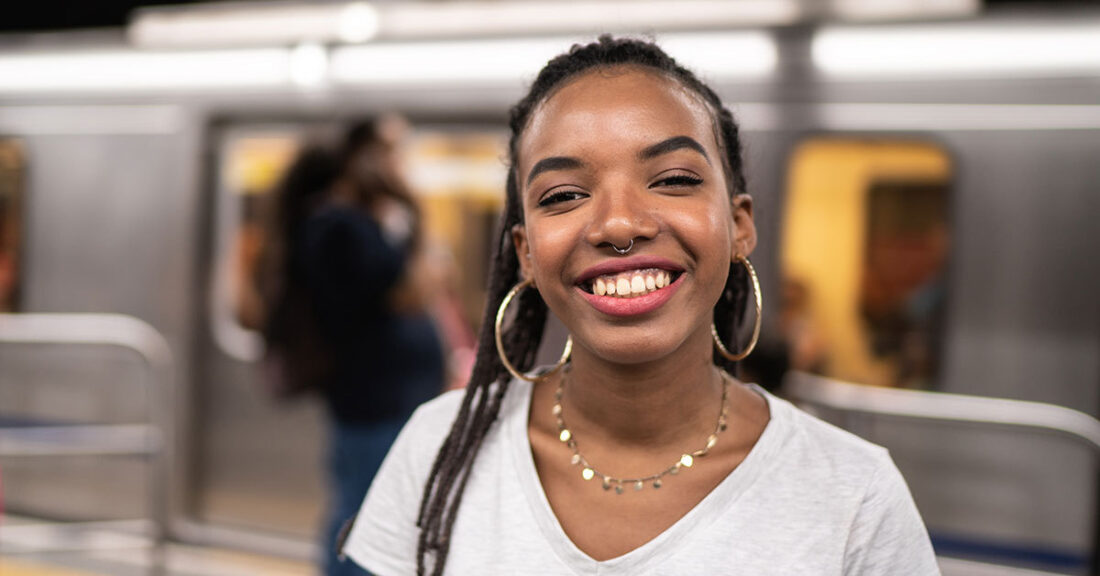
[584, 185, 660, 251]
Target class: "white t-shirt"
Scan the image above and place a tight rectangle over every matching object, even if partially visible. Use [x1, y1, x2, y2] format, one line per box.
[345, 379, 940, 575]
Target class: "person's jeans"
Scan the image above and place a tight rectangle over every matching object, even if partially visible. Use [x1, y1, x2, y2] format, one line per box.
[323, 417, 405, 576]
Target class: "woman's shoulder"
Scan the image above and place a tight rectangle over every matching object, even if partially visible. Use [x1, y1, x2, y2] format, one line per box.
[350, 389, 467, 524]
[762, 388, 892, 479]
[392, 382, 526, 467]
[399, 388, 467, 450]
[758, 391, 939, 574]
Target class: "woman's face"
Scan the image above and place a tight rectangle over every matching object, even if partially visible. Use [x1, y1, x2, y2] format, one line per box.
[513, 67, 756, 365]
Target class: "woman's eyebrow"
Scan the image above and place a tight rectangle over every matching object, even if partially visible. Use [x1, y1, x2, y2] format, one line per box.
[639, 136, 711, 165]
[525, 156, 584, 187]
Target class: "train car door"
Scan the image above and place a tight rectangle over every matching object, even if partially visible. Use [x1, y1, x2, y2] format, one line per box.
[195, 118, 505, 544]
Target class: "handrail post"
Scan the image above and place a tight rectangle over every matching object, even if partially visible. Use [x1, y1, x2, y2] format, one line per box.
[0, 313, 174, 575]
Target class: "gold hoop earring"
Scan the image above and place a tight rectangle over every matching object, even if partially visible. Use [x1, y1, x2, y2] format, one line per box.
[495, 278, 572, 382]
[712, 254, 762, 362]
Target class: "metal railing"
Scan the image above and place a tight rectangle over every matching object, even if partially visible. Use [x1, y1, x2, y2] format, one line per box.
[783, 370, 1100, 576]
[0, 313, 173, 575]
[784, 371, 1100, 452]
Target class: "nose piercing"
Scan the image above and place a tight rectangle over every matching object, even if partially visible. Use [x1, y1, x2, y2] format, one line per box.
[610, 239, 634, 255]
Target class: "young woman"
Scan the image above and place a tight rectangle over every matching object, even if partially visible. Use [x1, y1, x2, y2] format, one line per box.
[342, 36, 939, 575]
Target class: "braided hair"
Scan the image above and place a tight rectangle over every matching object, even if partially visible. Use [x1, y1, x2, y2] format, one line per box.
[415, 35, 751, 575]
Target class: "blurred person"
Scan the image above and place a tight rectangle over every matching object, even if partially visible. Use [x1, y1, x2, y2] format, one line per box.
[234, 191, 270, 333]
[860, 193, 949, 389]
[0, 194, 18, 312]
[779, 277, 827, 375]
[257, 115, 445, 576]
[417, 239, 477, 391]
[254, 143, 342, 398]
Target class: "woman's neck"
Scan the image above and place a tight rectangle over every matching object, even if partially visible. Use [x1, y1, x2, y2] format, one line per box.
[559, 326, 724, 448]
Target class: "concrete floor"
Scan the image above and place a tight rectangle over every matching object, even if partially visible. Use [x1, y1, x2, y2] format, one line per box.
[0, 517, 314, 576]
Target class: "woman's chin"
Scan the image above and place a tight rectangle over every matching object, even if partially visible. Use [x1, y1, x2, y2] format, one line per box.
[571, 330, 684, 368]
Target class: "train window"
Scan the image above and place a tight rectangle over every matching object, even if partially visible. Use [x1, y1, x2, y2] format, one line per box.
[405, 128, 508, 334]
[0, 139, 25, 312]
[211, 122, 506, 368]
[780, 138, 952, 389]
[212, 128, 302, 361]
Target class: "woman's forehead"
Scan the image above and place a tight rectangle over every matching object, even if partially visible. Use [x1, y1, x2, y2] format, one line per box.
[519, 67, 717, 166]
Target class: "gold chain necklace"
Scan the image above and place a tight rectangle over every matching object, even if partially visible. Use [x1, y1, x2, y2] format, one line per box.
[552, 370, 731, 494]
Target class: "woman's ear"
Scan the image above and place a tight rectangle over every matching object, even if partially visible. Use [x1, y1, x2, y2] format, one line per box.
[731, 194, 757, 258]
[512, 224, 534, 283]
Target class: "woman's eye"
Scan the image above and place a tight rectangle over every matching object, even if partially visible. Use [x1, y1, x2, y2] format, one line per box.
[538, 190, 586, 207]
[653, 174, 704, 188]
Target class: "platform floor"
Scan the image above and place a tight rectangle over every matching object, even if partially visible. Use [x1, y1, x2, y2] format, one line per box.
[0, 516, 314, 576]
[0, 550, 312, 576]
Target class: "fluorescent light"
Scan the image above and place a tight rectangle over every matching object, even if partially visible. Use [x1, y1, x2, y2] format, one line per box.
[331, 37, 569, 85]
[0, 31, 775, 94]
[377, 0, 800, 39]
[129, 0, 798, 48]
[0, 49, 290, 93]
[661, 32, 777, 80]
[813, 22, 1100, 78]
[338, 3, 380, 43]
[331, 32, 777, 87]
[129, 2, 379, 48]
[289, 42, 329, 88]
[827, 0, 978, 22]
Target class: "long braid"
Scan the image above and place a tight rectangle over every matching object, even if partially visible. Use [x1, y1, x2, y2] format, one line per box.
[415, 35, 751, 575]
[415, 168, 547, 574]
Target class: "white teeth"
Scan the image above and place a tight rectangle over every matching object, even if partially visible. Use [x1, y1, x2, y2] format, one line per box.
[616, 278, 630, 296]
[589, 268, 676, 298]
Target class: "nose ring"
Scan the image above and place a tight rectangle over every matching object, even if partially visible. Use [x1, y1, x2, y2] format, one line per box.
[610, 239, 634, 255]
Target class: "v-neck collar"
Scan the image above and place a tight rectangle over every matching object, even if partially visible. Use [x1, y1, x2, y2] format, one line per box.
[504, 377, 787, 576]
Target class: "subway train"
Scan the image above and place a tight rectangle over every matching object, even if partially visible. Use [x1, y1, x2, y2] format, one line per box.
[0, 4, 1098, 575]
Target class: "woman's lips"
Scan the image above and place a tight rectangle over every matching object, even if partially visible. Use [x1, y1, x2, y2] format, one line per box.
[577, 272, 684, 317]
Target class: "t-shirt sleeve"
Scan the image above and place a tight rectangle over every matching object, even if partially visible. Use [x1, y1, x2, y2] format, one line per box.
[842, 454, 941, 576]
[341, 401, 448, 576]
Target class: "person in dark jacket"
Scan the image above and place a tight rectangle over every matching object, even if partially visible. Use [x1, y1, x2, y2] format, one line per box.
[260, 115, 445, 576]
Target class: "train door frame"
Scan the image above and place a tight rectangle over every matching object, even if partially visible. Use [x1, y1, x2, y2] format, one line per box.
[183, 109, 510, 552]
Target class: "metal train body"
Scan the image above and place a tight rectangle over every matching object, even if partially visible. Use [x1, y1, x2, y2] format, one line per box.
[0, 8, 1097, 574]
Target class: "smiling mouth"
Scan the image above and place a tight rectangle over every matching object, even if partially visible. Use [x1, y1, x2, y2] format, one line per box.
[579, 268, 682, 298]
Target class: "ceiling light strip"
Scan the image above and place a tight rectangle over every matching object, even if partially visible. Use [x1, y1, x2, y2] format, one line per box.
[0, 49, 290, 93]
[330, 32, 778, 87]
[814, 22, 1100, 78]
